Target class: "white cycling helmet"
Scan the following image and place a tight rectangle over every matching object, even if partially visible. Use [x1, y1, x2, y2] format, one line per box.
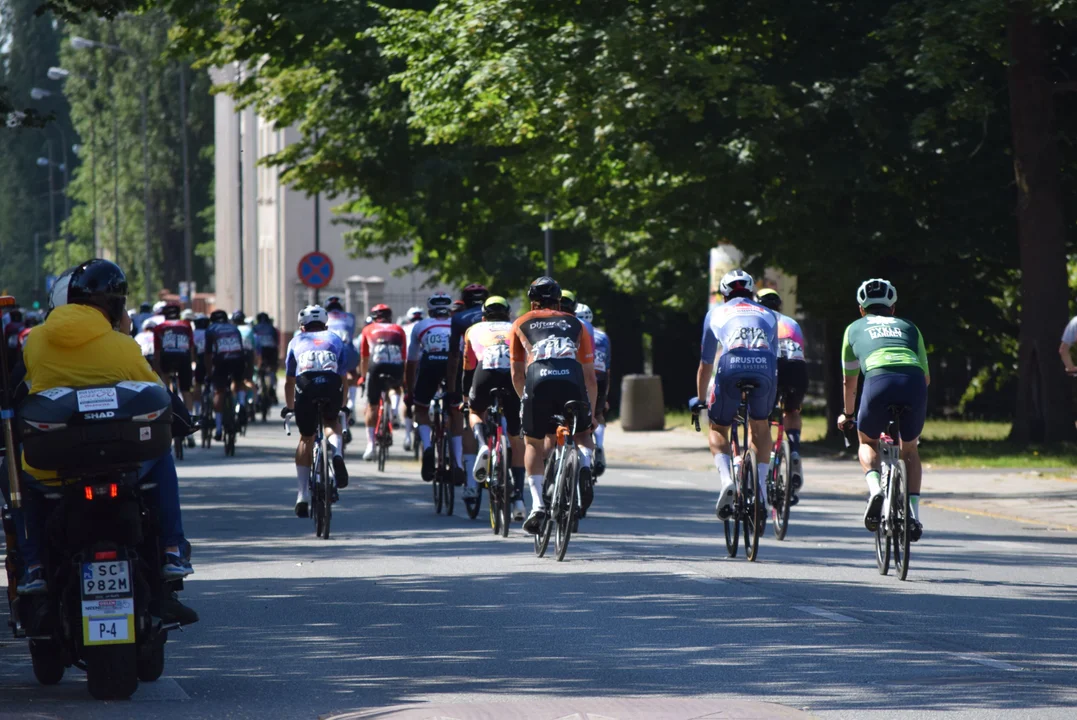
[575, 303, 593, 323]
[427, 292, 453, 317]
[857, 278, 897, 308]
[406, 306, 424, 320]
[152, 300, 167, 314]
[141, 318, 158, 332]
[719, 269, 755, 298]
[297, 304, 328, 328]
[181, 309, 195, 321]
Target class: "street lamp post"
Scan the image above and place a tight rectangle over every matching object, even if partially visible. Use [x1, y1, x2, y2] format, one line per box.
[179, 64, 193, 302]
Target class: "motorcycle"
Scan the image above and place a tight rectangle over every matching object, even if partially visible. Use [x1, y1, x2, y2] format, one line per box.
[7, 381, 191, 700]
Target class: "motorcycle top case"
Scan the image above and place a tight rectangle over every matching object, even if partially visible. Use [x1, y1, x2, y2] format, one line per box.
[20, 382, 173, 473]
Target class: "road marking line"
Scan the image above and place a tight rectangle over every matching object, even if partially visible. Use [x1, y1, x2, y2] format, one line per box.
[678, 571, 725, 585]
[793, 605, 860, 623]
[953, 653, 1022, 672]
[922, 501, 1076, 533]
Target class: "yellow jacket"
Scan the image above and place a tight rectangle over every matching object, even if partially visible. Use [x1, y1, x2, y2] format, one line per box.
[22, 304, 162, 481]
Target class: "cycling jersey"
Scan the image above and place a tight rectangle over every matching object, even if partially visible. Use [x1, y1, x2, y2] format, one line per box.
[206, 322, 245, 360]
[359, 322, 408, 366]
[463, 320, 513, 373]
[153, 320, 194, 358]
[593, 327, 611, 375]
[285, 331, 349, 377]
[774, 311, 806, 362]
[327, 310, 357, 344]
[841, 315, 928, 378]
[1062, 316, 1077, 345]
[700, 297, 779, 362]
[237, 324, 256, 353]
[701, 298, 778, 426]
[252, 321, 280, 351]
[193, 328, 207, 356]
[135, 330, 156, 358]
[450, 304, 484, 355]
[407, 317, 452, 405]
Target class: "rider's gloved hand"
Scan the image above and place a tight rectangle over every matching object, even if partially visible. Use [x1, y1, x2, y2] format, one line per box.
[836, 413, 856, 431]
[280, 407, 294, 419]
[688, 396, 704, 414]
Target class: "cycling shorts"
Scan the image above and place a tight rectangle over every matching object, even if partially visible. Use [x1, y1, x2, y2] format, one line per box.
[469, 369, 521, 436]
[776, 359, 808, 412]
[243, 351, 256, 382]
[211, 356, 246, 389]
[367, 363, 404, 401]
[294, 372, 343, 437]
[596, 372, 609, 419]
[412, 358, 448, 407]
[160, 354, 193, 393]
[521, 361, 590, 439]
[194, 358, 206, 386]
[708, 351, 776, 427]
[259, 347, 279, 370]
[857, 370, 927, 441]
[460, 369, 476, 403]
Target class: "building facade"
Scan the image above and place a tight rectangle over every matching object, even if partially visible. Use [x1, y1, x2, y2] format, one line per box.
[211, 66, 445, 334]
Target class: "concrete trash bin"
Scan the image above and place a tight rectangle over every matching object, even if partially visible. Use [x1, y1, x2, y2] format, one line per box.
[620, 374, 664, 431]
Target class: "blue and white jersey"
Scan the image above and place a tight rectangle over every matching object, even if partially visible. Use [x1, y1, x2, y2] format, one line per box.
[406, 317, 453, 364]
[285, 331, 348, 378]
[326, 310, 356, 344]
[700, 297, 778, 364]
[206, 322, 245, 360]
[593, 327, 611, 374]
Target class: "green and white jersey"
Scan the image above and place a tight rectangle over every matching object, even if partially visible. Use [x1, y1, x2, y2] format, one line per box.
[841, 315, 928, 378]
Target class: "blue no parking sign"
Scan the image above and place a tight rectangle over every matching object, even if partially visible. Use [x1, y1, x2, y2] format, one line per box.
[297, 252, 334, 289]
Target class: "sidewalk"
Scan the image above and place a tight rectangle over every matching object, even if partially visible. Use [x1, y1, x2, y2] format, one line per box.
[602, 421, 1077, 532]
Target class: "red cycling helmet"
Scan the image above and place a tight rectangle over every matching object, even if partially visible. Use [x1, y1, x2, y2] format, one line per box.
[461, 283, 489, 307]
[371, 303, 392, 322]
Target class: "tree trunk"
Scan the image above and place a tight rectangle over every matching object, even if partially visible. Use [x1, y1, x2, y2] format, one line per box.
[1007, 7, 1075, 443]
[823, 317, 850, 446]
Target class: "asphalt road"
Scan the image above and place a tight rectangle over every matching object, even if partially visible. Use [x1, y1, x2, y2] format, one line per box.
[1, 420, 1075, 719]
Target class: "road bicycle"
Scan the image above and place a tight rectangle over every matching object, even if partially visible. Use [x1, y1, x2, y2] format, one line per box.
[429, 389, 455, 516]
[167, 372, 185, 461]
[256, 363, 277, 423]
[372, 374, 395, 472]
[221, 387, 237, 457]
[285, 404, 335, 539]
[534, 400, 589, 562]
[844, 408, 911, 580]
[199, 382, 213, 449]
[477, 388, 514, 537]
[767, 393, 794, 541]
[692, 380, 765, 562]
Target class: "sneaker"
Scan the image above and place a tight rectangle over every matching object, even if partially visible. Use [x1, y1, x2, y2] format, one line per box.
[864, 492, 884, 532]
[715, 481, 736, 520]
[421, 447, 435, 482]
[523, 509, 547, 535]
[473, 445, 490, 483]
[16, 566, 47, 595]
[594, 447, 606, 478]
[332, 455, 349, 489]
[908, 519, 923, 542]
[579, 466, 594, 512]
[153, 591, 199, 626]
[362, 445, 375, 462]
[295, 496, 310, 518]
[512, 500, 526, 521]
[162, 553, 193, 580]
[463, 486, 478, 500]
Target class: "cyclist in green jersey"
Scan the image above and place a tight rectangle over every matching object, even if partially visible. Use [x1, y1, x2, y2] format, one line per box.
[836, 279, 929, 541]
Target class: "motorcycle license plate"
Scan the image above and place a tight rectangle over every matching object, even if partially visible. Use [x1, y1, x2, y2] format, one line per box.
[80, 560, 135, 646]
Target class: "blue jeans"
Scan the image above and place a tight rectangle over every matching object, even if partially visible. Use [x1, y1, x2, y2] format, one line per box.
[0, 452, 185, 569]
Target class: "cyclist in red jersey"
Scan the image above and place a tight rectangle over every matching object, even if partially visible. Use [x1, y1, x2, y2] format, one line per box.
[358, 304, 408, 461]
[153, 303, 196, 414]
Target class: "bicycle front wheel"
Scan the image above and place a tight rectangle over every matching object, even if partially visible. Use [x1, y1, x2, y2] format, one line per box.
[893, 460, 910, 580]
[773, 435, 792, 540]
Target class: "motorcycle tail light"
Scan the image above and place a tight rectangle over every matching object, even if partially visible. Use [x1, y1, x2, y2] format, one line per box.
[94, 550, 117, 561]
[110, 483, 118, 498]
[84, 487, 93, 501]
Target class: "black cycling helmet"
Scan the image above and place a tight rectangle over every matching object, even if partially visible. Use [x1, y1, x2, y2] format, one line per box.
[461, 283, 489, 308]
[209, 309, 229, 324]
[162, 303, 182, 320]
[559, 290, 578, 314]
[756, 288, 782, 311]
[139, 301, 152, 313]
[527, 276, 561, 308]
[256, 311, 270, 324]
[231, 310, 245, 325]
[52, 259, 128, 326]
[193, 315, 211, 330]
[325, 295, 344, 312]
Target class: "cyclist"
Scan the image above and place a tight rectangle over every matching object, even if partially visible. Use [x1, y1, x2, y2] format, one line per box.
[694, 270, 778, 523]
[357, 304, 408, 461]
[205, 309, 246, 441]
[283, 305, 350, 517]
[575, 303, 611, 479]
[756, 288, 808, 500]
[451, 299, 466, 316]
[510, 277, 597, 534]
[325, 296, 361, 415]
[192, 313, 210, 417]
[836, 278, 929, 541]
[447, 283, 490, 490]
[252, 312, 280, 405]
[406, 292, 454, 481]
[401, 306, 425, 450]
[181, 308, 195, 323]
[13, 259, 195, 621]
[153, 303, 196, 432]
[136, 317, 158, 366]
[132, 301, 154, 338]
[465, 296, 527, 516]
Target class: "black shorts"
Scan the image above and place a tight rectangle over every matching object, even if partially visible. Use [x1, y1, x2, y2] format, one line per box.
[367, 363, 404, 401]
[596, 372, 609, 419]
[160, 354, 193, 393]
[521, 361, 590, 439]
[413, 358, 448, 407]
[858, 370, 927, 442]
[776, 359, 808, 412]
[294, 372, 344, 437]
[194, 359, 206, 386]
[243, 351, 255, 382]
[259, 347, 279, 371]
[211, 356, 246, 389]
[461, 368, 476, 398]
[469, 369, 521, 436]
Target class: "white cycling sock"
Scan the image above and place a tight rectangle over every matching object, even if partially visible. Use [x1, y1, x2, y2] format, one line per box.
[910, 495, 920, 521]
[527, 474, 545, 510]
[756, 462, 770, 505]
[578, 447, 593, 468]
[391, 392, 401, 418]
[715, 453, 733, 486]
[473, 423, 486, 447]
[366, 427, 376, 446]
[594, 424, 606, 447]
[464, 454, 477, 488]
[452, 436, 464, 469]
[327, 434, 342, 458]
[348, 386, 358, 410]
[865, 470, 882, 496]
[296, 465, 311, 496]
[419, 424, 432, 450]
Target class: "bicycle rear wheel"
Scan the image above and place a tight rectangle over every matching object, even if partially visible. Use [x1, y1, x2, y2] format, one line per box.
[433, 472, 444, 514]
[743, 449, 762, 562]
[874, 468, 891, 575]
[893, 459, 910, 580]
[554, 450, 578, 562]
[498, 437, 511, 538]
[320, 438, 332, 539]
[773, 435, 792, 540]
